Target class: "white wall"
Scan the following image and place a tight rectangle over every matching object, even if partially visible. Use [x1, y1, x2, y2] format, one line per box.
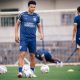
[0, 0, 79, 42]
[56, 0, 80, 9]
[35, 0, 54, 10]
[0, 0, 25, 11]
[0, 27, 15, 42]
[0, 0, 80, 11]
[0, 0, 54, 11]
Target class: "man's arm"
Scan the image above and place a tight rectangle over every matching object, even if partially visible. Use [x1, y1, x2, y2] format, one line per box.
[37, 24, 43, 40]
[15, 20, 20, 43]
[72, 24, 77, 45]
[41, 57, 47, 64]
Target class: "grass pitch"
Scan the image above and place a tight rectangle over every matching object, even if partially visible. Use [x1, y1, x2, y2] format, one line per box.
[0, 65, 80, 80]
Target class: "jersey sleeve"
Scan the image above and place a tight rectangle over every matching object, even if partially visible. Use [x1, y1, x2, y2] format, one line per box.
[37, 14, 40, 24]
[18, 13, 22, 22]
[74, 16, 78, 25]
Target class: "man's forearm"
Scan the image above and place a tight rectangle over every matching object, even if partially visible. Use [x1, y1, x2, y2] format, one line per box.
[15, 21, 19, 36]
[72, 26, 77, 40]
[72, 31, 76, 40]
[37, 24, 43, 34]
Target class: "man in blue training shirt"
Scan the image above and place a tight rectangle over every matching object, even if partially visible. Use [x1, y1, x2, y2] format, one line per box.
[15, 0, 43, 78]
[72, 6, 80, 61]
[36, 49, 62, 65]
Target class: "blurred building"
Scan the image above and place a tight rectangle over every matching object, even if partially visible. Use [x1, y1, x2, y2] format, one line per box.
[0, 0, 80, 42]
[0, 0, 80, 11]
[0, 0, 80, 64]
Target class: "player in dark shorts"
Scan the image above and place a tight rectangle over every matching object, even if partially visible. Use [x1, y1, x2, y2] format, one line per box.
[15, 0, 43, 78]
[36, 49, 63, 65]
[72, 6, 80, 61]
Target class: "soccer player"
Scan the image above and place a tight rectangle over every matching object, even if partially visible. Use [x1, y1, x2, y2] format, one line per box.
[15, 0, 43, 78]
[36, 49, 63, 65]
[72, 6, 80, 61]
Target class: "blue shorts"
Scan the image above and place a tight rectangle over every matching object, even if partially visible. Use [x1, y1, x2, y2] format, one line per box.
[19, 38, 36, 53]
[45, 52, 52, 61]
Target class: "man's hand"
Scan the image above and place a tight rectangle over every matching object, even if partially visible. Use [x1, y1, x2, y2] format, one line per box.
[40, 33, 43, 40]
[15, 35, 19, 43]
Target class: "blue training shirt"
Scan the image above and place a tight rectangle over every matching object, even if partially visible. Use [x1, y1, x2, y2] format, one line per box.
[18, 11, 40, 39]
[74, 15, 80, 36]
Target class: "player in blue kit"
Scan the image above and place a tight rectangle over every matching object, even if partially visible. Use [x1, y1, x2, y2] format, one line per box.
[72, 6, 80, 61]
[36, 49, 63, 65]
[15, 0, 43, 78]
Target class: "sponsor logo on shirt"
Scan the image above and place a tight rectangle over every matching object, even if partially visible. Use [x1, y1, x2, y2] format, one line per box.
[24, 22, 35, 28]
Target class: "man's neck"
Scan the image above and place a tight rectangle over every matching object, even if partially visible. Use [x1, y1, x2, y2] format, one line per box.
[79, 13, 80, 15]
[78, 13, 80, 15]
[28, 11, 33, 15]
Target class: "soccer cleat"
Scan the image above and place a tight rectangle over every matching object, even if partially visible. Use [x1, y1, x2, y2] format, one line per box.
[56, 61, 63, 67]
[60, 62, 63, 67]
[30, 69, 37, 78]
[32, 73, 37, 77]
[18, 72, 22, 78]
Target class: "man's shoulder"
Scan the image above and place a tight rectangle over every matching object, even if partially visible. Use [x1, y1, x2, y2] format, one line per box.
[19, 11, 28, 16]
[74, 16, 78, 22]
[33, 12, 40, 17]
[74, 15, 80, 19]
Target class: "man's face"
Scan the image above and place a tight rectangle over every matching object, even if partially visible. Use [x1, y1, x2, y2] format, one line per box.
[28, 4, 36, 13]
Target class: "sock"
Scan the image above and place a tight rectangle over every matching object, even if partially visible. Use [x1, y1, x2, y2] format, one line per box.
[18, 67, 22, 73]
[31, 68, 34, 72]
[55, 60, 61, 64]
[57, 60, 61, 63]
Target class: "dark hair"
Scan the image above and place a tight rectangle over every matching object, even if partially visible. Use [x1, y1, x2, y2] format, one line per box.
[77, 6, 80, 13]
[28, 0, 36, 6]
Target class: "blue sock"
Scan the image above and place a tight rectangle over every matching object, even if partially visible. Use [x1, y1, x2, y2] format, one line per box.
[31, 68, 34, 72]
[18, 67, 22, 73]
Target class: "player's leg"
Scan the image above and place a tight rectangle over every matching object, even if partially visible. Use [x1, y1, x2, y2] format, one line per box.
[28, 39, 37, 77]
[49, 58, 63, 67]
[45, 52, 63, 66]
[49, 58, 61, 63]
[78, 49, 80, 61]
[18, 40, 27, 78]
[18, 52, 26, 78]
[28, 39, 36, 72]
[76, 37, 80, 61]
[30, 54, 35, 71]
[76, 44, 80, 61]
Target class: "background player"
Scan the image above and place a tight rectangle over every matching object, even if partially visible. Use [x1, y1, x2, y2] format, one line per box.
[72, 6, 80, 61]
[36, 49, 63, 66]
[15, 0, 43, 78]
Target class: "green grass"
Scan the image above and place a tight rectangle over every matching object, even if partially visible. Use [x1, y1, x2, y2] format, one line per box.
[0, 65, 80, 80]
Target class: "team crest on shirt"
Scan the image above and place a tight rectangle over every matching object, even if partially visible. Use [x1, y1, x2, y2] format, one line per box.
[19, 46, 22, 50]
[33, 17, 37, 22]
